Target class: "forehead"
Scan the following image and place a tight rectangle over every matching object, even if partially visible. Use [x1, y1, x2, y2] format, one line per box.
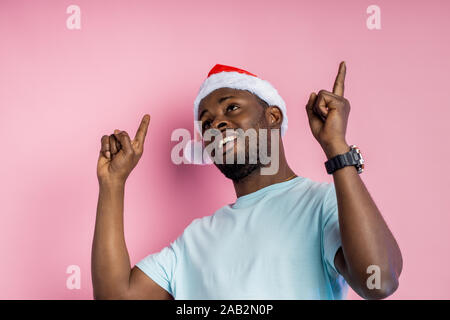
[198, 88, 255, 113]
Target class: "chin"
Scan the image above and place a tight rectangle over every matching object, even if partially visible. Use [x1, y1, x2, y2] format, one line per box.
[215, 146, 261, 181]
[211, 137, 263, 181]
[216, 163, 261, 182]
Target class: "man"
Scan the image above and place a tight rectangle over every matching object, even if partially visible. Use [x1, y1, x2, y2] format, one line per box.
[92, 62, 402, 300]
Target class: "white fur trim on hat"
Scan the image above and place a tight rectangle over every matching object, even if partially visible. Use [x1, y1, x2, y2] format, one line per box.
[193, 71, 288, 137]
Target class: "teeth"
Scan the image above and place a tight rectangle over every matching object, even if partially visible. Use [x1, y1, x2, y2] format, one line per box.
[220, 135, 237, 146]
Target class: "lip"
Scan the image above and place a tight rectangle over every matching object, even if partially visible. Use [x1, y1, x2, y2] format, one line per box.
[219, 134, 238, 147]
[222, 136, 238, 154]
[206, 129, 240, 158]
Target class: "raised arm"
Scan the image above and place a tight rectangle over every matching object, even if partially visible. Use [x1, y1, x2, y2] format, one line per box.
[91, 114, 172, 300]
[305, 62, 402, 299]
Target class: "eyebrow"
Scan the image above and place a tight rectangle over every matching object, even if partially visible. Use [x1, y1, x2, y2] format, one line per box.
[198, 95, 235, 120]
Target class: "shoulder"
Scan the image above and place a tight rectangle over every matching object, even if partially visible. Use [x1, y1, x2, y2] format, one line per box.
[182, 205, 229, 235]
[291, 176, 334, 200]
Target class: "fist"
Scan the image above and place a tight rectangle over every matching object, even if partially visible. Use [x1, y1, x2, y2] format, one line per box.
[97, 114, 150, 185]
[305, 61, 350, 149]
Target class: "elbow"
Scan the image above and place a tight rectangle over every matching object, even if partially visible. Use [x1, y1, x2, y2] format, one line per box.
[93, 292, 130, 300]
[359, 277, 399, 300]
[93, 288, 131, 300]
[92, 276, 132, 300]
[356, 257, 402, 300]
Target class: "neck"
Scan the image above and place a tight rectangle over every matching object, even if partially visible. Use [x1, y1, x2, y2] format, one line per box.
[232, 140, 297, 198]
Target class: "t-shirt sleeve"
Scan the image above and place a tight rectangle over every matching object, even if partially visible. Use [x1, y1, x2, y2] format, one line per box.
[321, 183, 343, 279]
[135, 233, 184, 297]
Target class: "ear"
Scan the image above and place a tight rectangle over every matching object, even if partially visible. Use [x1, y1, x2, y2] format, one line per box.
[266, 106, 283, 129]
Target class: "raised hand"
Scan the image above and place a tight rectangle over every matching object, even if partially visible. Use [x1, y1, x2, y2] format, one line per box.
[97, 114, 151, 185]
[305, 61, 350, 155]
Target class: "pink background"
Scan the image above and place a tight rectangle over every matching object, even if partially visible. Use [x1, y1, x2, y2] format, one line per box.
[1, 0, 449, 299]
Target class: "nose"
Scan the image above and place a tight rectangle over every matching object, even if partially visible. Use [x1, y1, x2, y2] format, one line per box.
[202, 117, 231, 146]
[211, 117, 230, 132]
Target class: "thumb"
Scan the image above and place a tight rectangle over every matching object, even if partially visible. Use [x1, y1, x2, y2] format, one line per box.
[305, 93, 322, 132]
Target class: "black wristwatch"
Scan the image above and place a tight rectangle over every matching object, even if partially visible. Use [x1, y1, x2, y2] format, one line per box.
[324, 144, 365, 174]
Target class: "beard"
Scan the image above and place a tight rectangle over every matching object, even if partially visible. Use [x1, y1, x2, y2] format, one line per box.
[214, 133, 270, 182]
[208, 109, 273, 182]
[216, 162, 261, 182]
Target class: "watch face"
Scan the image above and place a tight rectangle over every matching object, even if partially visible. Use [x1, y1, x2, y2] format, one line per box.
[350, 145, 364, 174]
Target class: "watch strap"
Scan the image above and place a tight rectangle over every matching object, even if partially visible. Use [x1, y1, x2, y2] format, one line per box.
[325, 145, 364, 174]
[325, 149, 353, 174]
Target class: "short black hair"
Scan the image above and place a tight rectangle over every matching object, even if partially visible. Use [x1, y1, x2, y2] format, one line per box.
[254, 94, 270, 109]
[243, 90, 269, 110]
[249, 91, 283, 127]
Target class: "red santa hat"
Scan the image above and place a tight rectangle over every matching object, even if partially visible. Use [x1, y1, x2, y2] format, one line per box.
[193, 64, 288, 137]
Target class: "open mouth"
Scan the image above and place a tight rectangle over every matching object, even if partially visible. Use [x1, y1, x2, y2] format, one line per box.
[207, 130, 243, 159]
[219, 134, 238, 154]
[219, 134, 237, 153]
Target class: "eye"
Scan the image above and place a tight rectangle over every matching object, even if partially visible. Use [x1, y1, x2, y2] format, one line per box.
[226, 104, 239, 112]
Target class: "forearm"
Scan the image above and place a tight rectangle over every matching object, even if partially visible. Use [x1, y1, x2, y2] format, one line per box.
[325, 143, 403, 297]
[91, 181, 131, 299]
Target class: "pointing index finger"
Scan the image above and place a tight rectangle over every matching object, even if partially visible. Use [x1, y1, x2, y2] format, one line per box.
[333, 61, 346, 97]
[133, 114, 151, 147]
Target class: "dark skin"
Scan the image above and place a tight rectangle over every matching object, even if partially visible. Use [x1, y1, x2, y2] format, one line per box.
[198, 87, 297, 197]
[92, 62, 402, 300]
[93, 116, 173, 299]
[304, 62, 402, 299]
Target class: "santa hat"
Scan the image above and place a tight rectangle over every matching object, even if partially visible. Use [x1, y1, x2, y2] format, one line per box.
[193, 64, 288, 137]
[185, 64, 288, 165]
